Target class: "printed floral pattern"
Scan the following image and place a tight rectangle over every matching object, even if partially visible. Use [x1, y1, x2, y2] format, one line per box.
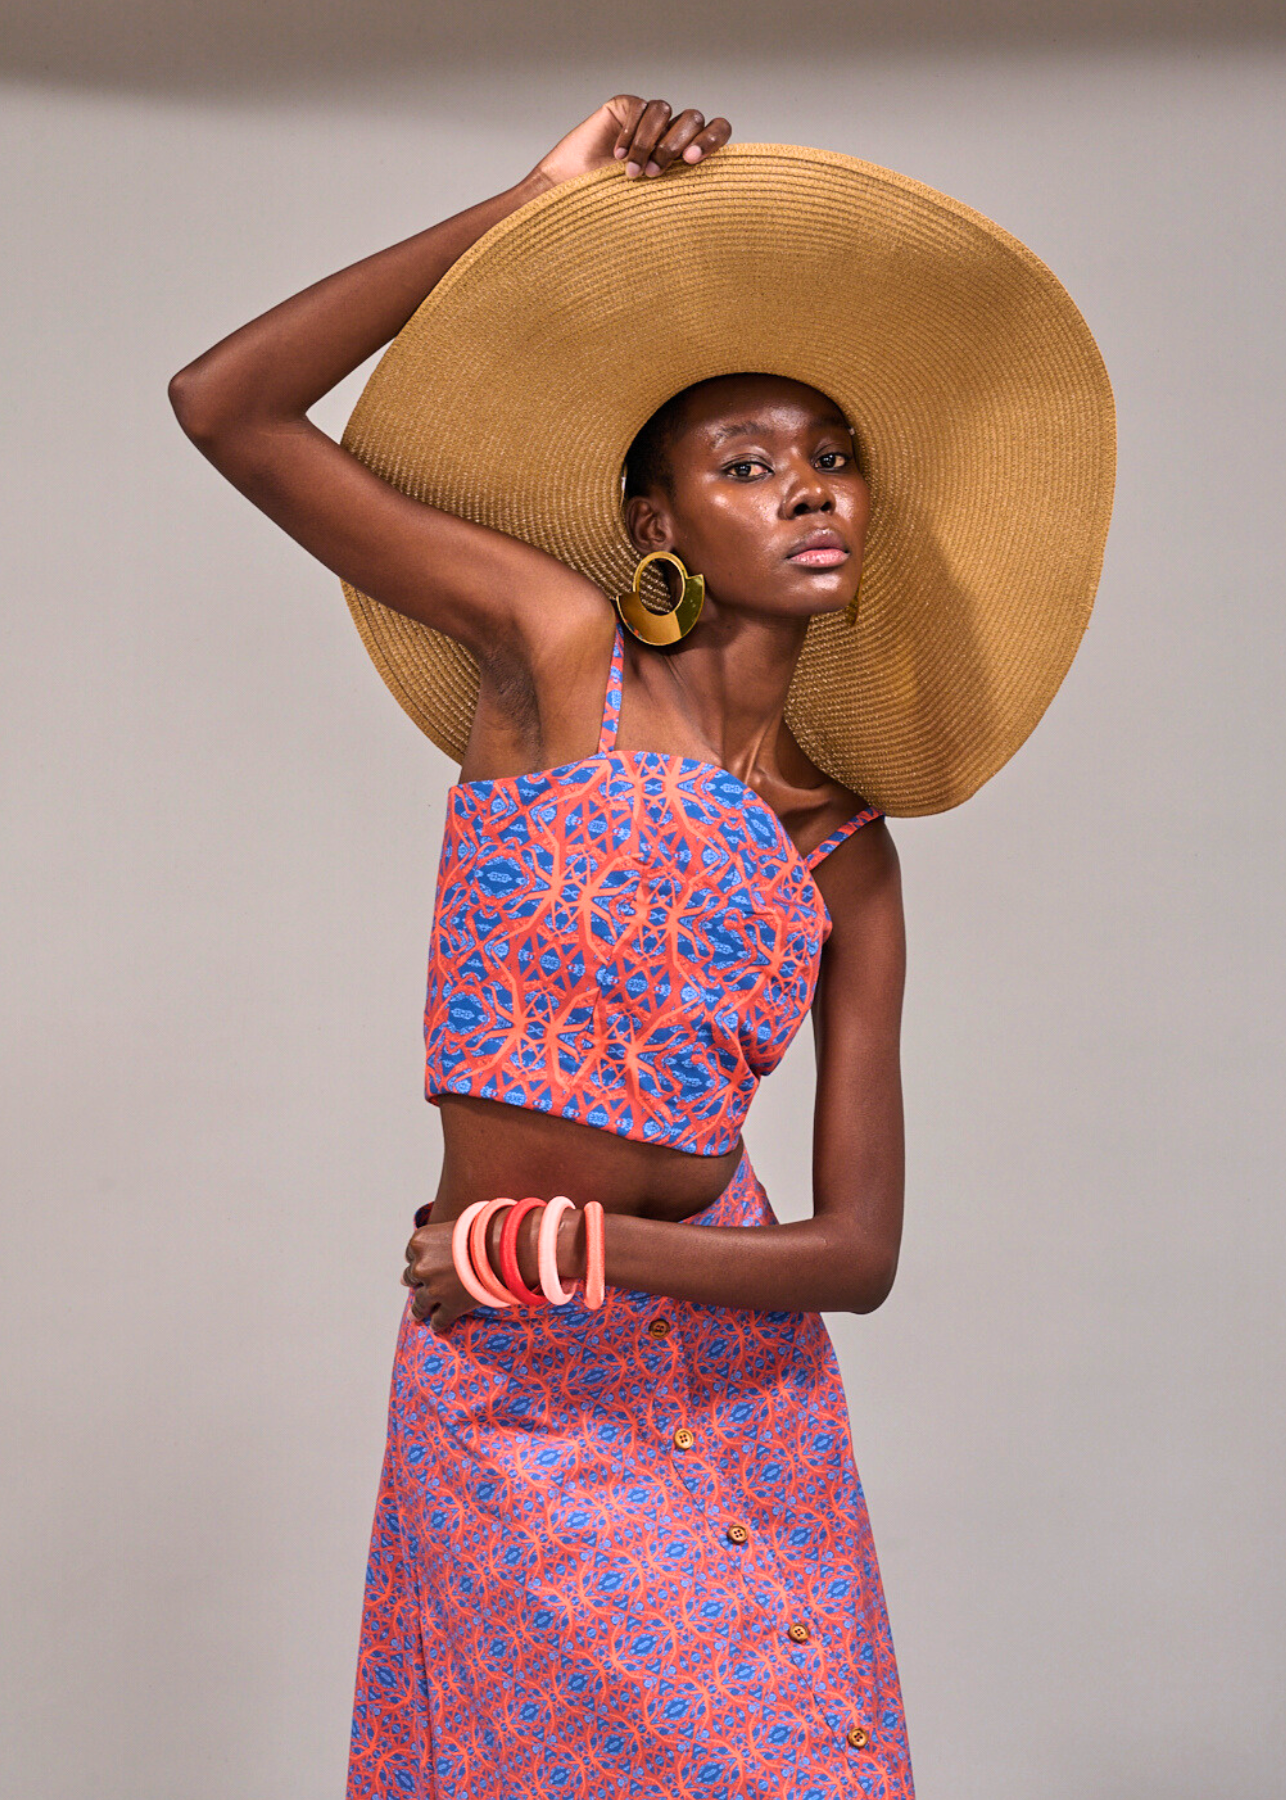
[349, 631, 907, 1796]
[423, 628, 881, 1156]
[348, 1158, 914, 1800]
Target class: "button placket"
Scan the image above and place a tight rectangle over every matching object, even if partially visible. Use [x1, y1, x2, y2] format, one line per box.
[780, 1605, 827, 1695]
[643, 1311, 706, 1513]
[642, 1304, 843, 1730]
[738, 1533, 873, 1769]
[677, 1354, 866, 1770]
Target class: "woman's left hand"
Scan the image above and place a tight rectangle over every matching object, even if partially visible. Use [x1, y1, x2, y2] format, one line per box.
[402, 1219, 474, 1333]
[533, 95, 731, 190]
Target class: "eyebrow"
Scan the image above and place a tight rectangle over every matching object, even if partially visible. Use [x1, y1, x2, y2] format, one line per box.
[707, 414, 849, 447]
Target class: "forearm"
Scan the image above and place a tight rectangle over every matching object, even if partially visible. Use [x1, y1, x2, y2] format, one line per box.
[169, 170, 549, 440]
[598, 1210, 898, 1315]
[488, 1194, 897, 1318]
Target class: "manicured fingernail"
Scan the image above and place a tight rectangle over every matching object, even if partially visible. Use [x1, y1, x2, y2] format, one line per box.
[645, 160, 661, 177]
[683, 145, 703, 163]
[625, 161, 641, 178]
[614, 145, 626, 158]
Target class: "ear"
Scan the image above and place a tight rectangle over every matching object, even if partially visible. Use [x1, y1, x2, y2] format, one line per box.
[623, 493, 673, 555]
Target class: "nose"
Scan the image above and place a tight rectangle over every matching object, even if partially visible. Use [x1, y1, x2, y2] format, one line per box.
[780, 456, 834, 516]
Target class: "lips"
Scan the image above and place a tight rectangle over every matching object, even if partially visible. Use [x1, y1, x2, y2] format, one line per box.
[786, 530, 849, 569]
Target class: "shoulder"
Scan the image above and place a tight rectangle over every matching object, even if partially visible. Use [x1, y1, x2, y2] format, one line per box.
[812, 818, 904, 1023]
[812, 810, 900, 934]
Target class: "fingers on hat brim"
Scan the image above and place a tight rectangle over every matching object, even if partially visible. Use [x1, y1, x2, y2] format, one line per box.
[622, 99, 674, 174]
[682, 118, 732, 164]
[648, 110, 708, 173]
[611, 95, 648, 158]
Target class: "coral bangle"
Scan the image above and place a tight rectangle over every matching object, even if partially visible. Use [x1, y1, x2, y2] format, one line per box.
[583, 1200, 605, 1310]
[537, 1195, 576, 1305]
[468, 1197, 520, 1306]
[451, 1202, 506, 1310]
[497, 1196, 547, 1306]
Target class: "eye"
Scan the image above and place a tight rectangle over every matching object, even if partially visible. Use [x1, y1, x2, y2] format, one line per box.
[815, 449, 850, 471]
[723, 457, 770, 480]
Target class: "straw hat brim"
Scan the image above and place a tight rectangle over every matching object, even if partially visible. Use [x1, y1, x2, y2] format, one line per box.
[340, 144, 1115, 815]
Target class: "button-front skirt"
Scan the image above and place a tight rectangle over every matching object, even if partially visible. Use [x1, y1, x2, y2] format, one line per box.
[347, 1155, 914, 1799]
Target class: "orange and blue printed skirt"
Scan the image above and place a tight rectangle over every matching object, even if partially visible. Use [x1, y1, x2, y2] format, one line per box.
[346, 1155, 914, 1799]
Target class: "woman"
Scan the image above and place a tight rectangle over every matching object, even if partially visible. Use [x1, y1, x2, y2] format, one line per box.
[170, 94, 1113, 1800]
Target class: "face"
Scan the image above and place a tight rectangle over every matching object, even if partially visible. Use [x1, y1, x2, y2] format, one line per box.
[625, 374, 870, 622]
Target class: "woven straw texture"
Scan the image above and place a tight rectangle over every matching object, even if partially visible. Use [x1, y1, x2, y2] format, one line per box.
[340, 145, 1114, 815]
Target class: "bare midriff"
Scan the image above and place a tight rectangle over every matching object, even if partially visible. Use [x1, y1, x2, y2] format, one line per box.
[431, 1094, 743, 1228]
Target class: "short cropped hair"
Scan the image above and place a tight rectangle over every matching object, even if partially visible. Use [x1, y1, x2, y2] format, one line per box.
[622, 386, 698, 502]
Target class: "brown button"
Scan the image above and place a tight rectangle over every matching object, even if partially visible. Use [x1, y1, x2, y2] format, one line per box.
[787, 1622, 810, 1644]
[846, 1725, 870, 1750]
[646, 1317, 672, 1338]
[726, 1522, 749, 1545]
[673, 1427, 695, 1450]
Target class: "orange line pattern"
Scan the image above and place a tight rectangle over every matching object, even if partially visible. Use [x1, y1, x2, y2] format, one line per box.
[347, 1158, 914, 1798]
[423, 628, 881, 1156]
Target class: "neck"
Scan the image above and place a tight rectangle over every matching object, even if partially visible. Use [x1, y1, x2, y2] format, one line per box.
[660, 607, 811, 786]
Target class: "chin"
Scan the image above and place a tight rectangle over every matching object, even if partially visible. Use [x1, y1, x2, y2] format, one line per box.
[781, 576, 857, 617]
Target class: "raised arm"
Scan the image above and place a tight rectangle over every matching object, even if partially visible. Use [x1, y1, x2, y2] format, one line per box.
[167, 98, 731, 686]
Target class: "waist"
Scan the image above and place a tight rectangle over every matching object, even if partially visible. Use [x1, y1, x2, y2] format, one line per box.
[430, 1094, 743, 1227]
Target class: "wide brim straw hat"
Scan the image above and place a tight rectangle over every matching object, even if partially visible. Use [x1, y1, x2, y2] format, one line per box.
[340, 144, 1114, 816]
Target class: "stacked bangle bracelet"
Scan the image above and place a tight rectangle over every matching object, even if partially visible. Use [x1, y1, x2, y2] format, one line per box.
[451, 1200, 515, 1310]
[448, 1194, 607, 1311]
[498, 1197, 547, 1306]
[583, 1201, 605, 1311]
[538, 1196, 576, 1304]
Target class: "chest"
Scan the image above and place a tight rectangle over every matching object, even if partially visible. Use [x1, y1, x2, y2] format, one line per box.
[432, 754, 829, 1071]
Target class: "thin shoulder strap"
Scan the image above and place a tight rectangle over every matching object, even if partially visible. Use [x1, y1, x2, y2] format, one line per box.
[805, 803, 883, 871]
[597, 623, 625, 754]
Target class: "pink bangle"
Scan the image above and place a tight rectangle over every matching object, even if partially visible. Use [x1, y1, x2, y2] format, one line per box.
[452, 1201, 513, 1310]
[498, 1197, 547, 1307]
[583, 1201, 605, 1310]
[537, 1195, 576, 1305]
[468, 1198, 520, 1307]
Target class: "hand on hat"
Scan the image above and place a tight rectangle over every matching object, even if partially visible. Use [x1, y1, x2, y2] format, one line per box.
[533, 96, 732, 190]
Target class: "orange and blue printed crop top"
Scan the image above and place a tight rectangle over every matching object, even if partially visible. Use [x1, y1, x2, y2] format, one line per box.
[423, 626, 881, 1156]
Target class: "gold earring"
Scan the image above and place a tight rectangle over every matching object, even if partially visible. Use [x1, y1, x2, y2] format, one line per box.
[614, 551, 705, 647]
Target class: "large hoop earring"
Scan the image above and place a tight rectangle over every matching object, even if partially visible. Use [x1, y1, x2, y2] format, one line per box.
[614, 551, 705, 647]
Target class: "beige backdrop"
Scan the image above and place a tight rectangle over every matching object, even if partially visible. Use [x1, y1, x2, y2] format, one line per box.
[3, 7, 1284, 1797]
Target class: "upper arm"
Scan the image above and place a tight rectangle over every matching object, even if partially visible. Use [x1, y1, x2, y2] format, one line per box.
[809, 819, 907, 1297]
[170, 395, 603, 666]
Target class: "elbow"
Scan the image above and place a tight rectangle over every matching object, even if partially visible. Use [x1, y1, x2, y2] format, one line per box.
[167, 358, 265, 454]
[844, 1247, 900, 1315]
[167, 363, 221, 448]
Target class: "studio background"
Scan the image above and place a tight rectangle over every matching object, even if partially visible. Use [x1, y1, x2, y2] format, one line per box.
[3, 4, 1283, 1796]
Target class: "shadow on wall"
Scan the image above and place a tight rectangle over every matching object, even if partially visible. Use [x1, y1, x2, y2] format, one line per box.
[6, 0, 1286, 98]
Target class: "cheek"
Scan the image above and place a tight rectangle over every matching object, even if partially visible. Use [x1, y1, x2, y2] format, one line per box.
[683, 486, 778, 564]
[850, 479, 873, 538]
